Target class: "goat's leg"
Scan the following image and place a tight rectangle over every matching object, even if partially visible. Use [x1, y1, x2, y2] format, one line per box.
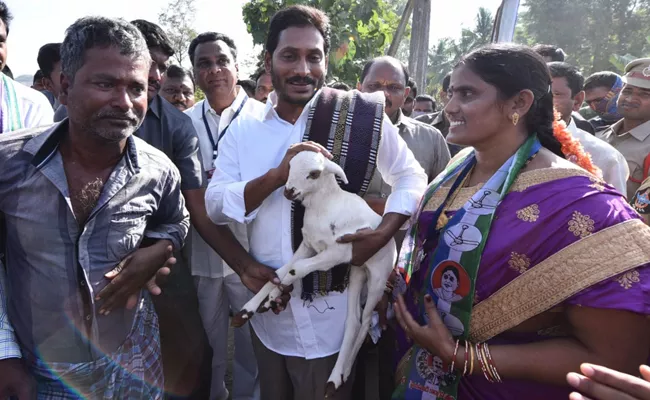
[260, 242, 316, 310]
[342, 259, 394, 383]
[263, 244, 351, 309]
[234, 242, 315, 326]
[325, 266, 365, 397]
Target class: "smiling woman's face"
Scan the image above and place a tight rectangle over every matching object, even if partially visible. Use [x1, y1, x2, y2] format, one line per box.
[445, 64, 509, 148]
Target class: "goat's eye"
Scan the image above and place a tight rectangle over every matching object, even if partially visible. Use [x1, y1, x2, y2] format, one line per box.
[307, 170, 321, 179]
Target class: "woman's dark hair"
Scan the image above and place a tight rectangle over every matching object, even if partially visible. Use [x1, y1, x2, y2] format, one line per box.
[456, 43, 564, 158]
[266, 5, 330, 56]
[442, 266, 460, 283]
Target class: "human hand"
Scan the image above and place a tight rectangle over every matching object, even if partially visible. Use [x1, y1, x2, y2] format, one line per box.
[274, 141, 332, 185]
[567, 364, 650, 400]
[394, 293, 456, 363]
[240, 262, 293, 315]
[96, 242, 175, 315]
[0, 358, 35, 400]
[337, 228, 390, 266]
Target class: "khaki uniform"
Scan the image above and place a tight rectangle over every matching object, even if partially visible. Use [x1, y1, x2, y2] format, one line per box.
[598, 57, 650, 199]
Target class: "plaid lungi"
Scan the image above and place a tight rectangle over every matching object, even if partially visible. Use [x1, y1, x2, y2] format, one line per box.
[27, 295, 163, 399]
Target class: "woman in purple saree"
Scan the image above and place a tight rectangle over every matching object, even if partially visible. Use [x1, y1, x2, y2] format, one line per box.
[391, 45, 650, 400]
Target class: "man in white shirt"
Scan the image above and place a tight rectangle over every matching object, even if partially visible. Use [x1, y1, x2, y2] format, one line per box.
[0, 2, 52, 132]
[205, 5, 427, 400]
[184, 32, 264, 400]
[549, 62, 628, 193]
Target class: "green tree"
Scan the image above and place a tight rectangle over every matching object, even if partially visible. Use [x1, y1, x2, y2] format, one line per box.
[424, 8, 494, 100]
[158, 0, 198, 66]
[241, 0, 402, 85]
[515, 0, 650, 74]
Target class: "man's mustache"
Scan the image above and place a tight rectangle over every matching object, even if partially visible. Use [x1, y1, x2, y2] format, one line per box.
[286, 76, 316, 85]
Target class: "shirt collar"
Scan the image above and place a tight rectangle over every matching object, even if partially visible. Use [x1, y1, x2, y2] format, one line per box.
[25, 119, 140, 173]
[612, 118, 650, 141]
[264, 89, 321, 122]
[393, 108, 414, 129]
[203, 86, 246, 117]
[567, 118, 579, 135]
[148, 94, 161, 119]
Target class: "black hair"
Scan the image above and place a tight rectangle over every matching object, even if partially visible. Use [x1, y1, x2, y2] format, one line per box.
[548, 62, 584, 97]
[457, 44, 564, 158]
[442, 266, 460, 284]
[266, 5, 331, 56]
[408, 77, 417, 98]
[360, 56, 410, 86]
[0, 1, 12, 35]
[130, 19, 174, 56]
[415, 94, 436, 109]
[165, 64, 194, 86]
[33, 70, 44, 83]
[532, 44, 566, 62]
[188, 31, 238, 66]
[329, 81, 350, 91]
[584, 71, 621, 92]
[238, 79, 256, 96]
[37, 43, 62, 79]
[442, 72, 452, 92]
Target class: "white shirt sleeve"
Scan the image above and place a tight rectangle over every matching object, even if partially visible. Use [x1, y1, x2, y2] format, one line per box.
[607, 150, 630, 195]
[25, 91, 55, 129]
[376, 117, 428, 216]
[205, 125, 261, 225]
[0, 262, 21, 359]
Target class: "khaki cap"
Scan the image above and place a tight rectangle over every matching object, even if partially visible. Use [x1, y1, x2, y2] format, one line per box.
[623, 58, 650, 89]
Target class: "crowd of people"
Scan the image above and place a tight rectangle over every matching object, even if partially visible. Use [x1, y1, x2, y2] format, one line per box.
[0, 1, 650, 400]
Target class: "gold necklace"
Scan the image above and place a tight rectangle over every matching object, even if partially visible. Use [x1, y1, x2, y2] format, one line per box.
[435, 166, 474, 230]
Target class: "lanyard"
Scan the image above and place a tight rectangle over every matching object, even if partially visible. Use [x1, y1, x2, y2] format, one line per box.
[202, 95, 248, 160]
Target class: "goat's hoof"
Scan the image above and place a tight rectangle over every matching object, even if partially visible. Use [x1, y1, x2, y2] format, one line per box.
[324, 382, 338, 398]
[231, 310, 253, 327]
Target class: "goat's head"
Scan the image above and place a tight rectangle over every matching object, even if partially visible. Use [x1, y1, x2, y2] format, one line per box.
[284, 151, 349, 202]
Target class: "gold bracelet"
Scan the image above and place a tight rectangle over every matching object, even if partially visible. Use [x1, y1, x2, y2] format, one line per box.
[462, 340, 469, 377]
[469, 342, 475, 375]
[483, 343, 502, 383]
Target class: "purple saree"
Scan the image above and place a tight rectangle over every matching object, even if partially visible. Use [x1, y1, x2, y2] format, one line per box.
[395, 167, 650, 400]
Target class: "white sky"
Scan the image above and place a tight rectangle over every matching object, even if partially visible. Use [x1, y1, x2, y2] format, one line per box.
[7, 0, 503, 80]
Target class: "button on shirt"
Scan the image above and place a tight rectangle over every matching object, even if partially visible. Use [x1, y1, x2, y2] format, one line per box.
[567, 119, 629, 194]
[366, 109, 450, 200]
[0, 122, 189, 363]
[185, 87, 266, 278]
[205, 91, 427, 359]
[598, 119, 650, 199]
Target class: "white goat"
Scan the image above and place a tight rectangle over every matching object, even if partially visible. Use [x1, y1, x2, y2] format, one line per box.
[235, 151, 397, 394]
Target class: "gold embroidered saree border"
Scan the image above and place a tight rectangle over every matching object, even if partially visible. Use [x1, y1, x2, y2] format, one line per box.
[469, 219, 650, 342]
[422, 168, 598, 213]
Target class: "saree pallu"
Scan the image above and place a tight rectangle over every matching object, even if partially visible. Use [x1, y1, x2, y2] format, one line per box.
[25, 295, 163, 400]
[396, 167, 650, 400]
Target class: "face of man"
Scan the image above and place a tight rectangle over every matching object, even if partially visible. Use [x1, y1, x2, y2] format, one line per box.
[147, 46, 170, 101]
[266, 25, 327, 106]
[402, 94, 415, 117]
[60, 46, 149, 143]
[358, 60, 409, 120]
[585, 86, 611, 115]
[412, 99, 435, 118]
[44, 61, 63, 97]
[160, 74, 195, 111]
[551, 76, 584, 124]
[0, 19, 7, 72]
[193, 40, 238, 102]
[32, 79, 45, 91]
[255, 72, 273, 103]
[618, 84, 650, 122]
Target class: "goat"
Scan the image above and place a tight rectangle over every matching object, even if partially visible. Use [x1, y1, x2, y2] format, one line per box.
[234, 151, 397, 395]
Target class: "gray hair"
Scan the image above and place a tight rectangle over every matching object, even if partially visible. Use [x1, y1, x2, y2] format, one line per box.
[61, 16, 150, 82]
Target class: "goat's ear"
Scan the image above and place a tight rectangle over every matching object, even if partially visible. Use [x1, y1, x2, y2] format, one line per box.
[324, 159, 348, 184]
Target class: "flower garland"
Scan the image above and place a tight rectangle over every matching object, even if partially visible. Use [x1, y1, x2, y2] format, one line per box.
[552, 110, 602, 178]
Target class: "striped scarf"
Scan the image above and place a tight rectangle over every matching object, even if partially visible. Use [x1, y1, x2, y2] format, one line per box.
[292, 88, 384, 301]
[1, 73, 24, 133]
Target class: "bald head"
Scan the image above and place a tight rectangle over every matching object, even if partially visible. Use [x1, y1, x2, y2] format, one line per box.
[358, 56, 411, 121]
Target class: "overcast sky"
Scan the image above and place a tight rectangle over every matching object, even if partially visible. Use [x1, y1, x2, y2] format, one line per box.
[7, 0, 502, 82]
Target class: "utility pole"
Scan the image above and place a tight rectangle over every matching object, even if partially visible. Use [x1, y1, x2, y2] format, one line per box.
[408, 0, 431, 91]
[386, 0, 414, 57]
